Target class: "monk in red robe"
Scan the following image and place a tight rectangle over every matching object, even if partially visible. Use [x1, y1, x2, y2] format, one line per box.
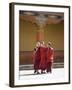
[33, 42, 41, 74]
[46, 42, 54, 73]
[39, 41, 47, 74]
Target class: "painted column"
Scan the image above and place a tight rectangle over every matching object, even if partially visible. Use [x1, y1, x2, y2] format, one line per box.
[36, 27, 44, 42]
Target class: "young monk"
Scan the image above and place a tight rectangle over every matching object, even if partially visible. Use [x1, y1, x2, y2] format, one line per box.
[33, 42, 41, 74]
[46, 42, 54, 73]
[39, 41, 47, 74]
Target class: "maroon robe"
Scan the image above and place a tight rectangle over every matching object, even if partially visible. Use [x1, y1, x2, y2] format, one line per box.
[39, 47, 47, 70]
[46, 47, 54, 72]
[47, 47, 54, 62]
[34, 47, 41, 70]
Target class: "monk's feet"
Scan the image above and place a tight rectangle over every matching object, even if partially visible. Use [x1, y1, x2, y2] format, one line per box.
[41, 71, 43, 74]
[41, 71, 46, 74]
[46, 70, 52, 73]
[37, 72, 40, 74]
[34, 70, 40, 74]
[46, 70, 49, 73]
[34, 70, 36, 74]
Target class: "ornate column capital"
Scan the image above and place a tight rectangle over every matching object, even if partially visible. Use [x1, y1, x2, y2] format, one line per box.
[35, 14, 47, 28]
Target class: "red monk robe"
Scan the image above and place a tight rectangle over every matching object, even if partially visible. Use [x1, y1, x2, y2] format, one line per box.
[33, 47, 41, 73]
[46, 47, 54, 73]
[39, 47, 47, 72]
